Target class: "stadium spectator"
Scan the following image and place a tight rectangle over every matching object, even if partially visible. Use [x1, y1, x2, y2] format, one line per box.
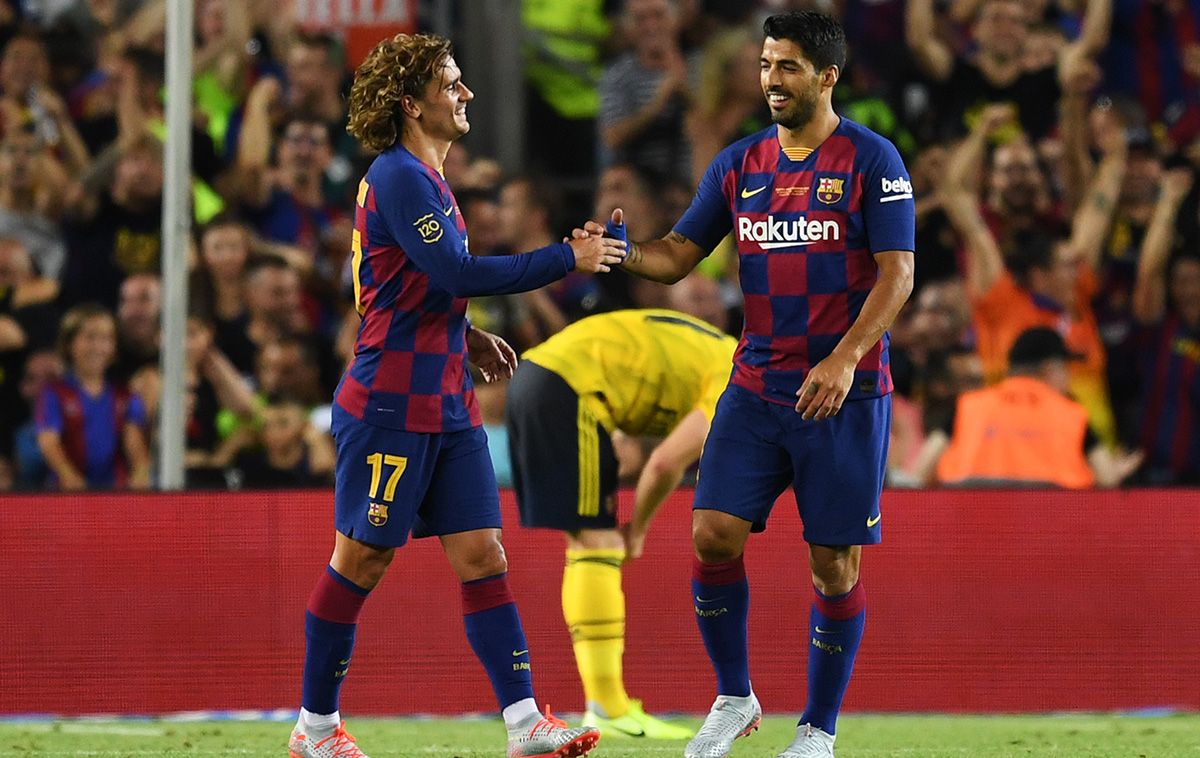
[0, 120, 70, 280]
[666, 271, 731, 335]
[497, 174, 601, 335]
[1130, 168, 1200, 484]
[687, 25, 771, 186]
[521, 0, 610, 180]
[455, 186, 544, 353]
[112, 271, 159, 382]
[12, 347, 60, 488]
[233, 103, 350, 320]
[233, 103, 345, 257]
[905, 0, 1110, 140]
[73, 44, 227, 220]
[0, 238, 57, 465]
[934, 327, 1142, 488]
[598, 0, 697, 181]
[192, 0, 252, 151]
[60, 132, 163, 310]
[941, 103, 1124, 445]
[229, 395, 334, 489]
[215, 254, 307, 376]
[191, 213, 251, 344]
[0, 31, 92, 175]
[280, 32, 358, 205]
[592, 162, 670, 310]
[35, 303, 149, 490]
[1100, 0, 1200, 150]
[185, 318, 250, 486]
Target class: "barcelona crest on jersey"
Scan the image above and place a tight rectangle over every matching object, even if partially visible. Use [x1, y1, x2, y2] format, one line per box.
[816, 176, 844, 204]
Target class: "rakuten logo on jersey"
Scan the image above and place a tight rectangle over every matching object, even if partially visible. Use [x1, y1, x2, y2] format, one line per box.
[736, 215, 841, 250]
[880, 176, 913, 203]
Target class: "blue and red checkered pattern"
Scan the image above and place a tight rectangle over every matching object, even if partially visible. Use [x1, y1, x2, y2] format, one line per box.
[674, 119, 915, 406]
[334, 146, 573, 433]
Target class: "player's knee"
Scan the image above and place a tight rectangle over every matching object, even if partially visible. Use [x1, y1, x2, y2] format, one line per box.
[692, 521, 743, 564]
[332, 541, 395, 590]
[810, 545, 859, 594]
[457, 540, 509, 581]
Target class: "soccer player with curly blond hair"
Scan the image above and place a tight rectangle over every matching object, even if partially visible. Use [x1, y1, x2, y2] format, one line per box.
[287, 33, 622, 758]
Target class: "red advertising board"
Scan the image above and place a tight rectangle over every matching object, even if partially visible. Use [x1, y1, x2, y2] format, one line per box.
[2, 489, 1197, 715]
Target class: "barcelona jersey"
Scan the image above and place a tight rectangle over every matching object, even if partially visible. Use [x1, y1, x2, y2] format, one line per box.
[674, 119, 916, 407]
[335, 145, 575, 433]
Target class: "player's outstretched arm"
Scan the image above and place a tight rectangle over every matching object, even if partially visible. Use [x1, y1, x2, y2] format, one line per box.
[623, 408, 710, 559]
[385, 175, 626, 297]
[579, 209, 707, 284]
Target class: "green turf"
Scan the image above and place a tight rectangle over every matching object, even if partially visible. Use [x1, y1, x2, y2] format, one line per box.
[1, 714, 1198, 757]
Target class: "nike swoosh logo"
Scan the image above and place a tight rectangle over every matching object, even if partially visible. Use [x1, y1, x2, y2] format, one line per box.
[740, 186, 767, 198]
[867, 513, 882, 527]
[338, 659, 351, 665]
[512, 649, 529, 657]
[443, 206, 454, 216]
[695, 595, 725, 603]
[814, 626, 839, 634]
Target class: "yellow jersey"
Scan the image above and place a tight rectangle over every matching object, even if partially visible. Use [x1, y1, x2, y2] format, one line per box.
[523, 309, 736, 437]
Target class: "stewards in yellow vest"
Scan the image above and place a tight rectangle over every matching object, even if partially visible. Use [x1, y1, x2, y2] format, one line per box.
[936, 328, 1143, 489]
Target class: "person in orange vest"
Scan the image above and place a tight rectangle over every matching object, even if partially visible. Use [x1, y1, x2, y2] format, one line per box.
[935, 327, 1142, 488]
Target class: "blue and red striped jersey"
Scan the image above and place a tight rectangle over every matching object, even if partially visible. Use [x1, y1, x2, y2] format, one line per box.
[1137, 315, 1200, 481]
[674, 119, 915, 406]
[35, 375, 144, 488]
[336, 145, 576, 433]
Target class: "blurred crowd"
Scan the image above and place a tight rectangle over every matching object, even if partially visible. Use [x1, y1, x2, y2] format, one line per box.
[1, 0, 1198, 492]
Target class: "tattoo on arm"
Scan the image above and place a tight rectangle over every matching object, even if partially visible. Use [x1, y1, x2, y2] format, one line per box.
[627, 241, 643, 265]
[1090, 192, 1111, 211]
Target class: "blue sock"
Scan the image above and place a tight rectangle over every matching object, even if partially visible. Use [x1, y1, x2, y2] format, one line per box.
[692, 556, 751, 697]
[462, 573, 535, 710]
[302, 566, 370, 715]
[800, 581, 866, 735]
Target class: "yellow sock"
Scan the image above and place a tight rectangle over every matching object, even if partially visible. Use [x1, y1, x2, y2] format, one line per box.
[562, 548, 629, 718]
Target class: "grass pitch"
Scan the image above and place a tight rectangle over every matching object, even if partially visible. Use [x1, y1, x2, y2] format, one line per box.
[1, 714, 1198, 757]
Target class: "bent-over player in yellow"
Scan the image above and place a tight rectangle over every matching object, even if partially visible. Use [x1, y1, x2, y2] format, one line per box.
[506, 309, 736, 740]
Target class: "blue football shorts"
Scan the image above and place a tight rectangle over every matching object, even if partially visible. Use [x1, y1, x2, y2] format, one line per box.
[693, 383, 890, 546]
[331, 405, 502, 547]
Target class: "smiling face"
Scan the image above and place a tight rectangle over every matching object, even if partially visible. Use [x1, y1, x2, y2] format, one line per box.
[760, 36, 833, 131]
[412, 56, 473, 142]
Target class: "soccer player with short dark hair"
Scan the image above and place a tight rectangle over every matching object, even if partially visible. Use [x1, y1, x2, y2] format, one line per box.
[287, 33, 623, 758]
[583, 11, 915, 758]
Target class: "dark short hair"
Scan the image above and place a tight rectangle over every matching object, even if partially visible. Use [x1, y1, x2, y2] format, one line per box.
[1005, 231, 1055, 287]
[243, 253, 293, 281]
[763, 11, 847, 71]
[504, 174, 564, 234]
[197, 211, 248, 241]
[294, 31, 343, 68]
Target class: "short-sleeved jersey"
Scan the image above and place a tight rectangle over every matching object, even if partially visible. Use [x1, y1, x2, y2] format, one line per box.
[335, 145, 574, 433]
[36, 375, 145, 487]
[522, 309, 736, 436]
[674, 119, 915, 407]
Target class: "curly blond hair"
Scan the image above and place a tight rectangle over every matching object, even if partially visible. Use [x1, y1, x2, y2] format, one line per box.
[347, 33, 454, 152]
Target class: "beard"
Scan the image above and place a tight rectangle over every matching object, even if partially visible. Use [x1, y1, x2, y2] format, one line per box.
[769, 89, 819, 130]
